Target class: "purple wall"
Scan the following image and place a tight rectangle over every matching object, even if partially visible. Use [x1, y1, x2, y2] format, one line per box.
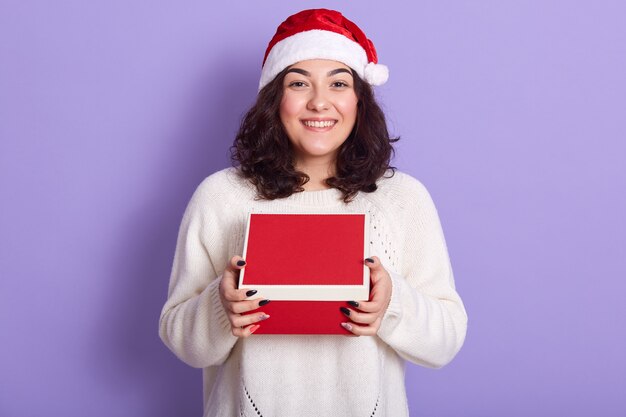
[1, 1, 624, 416]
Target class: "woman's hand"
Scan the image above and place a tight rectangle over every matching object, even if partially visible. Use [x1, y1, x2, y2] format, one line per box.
[340, 256, 392, 336]
[219, 256, 270, 337]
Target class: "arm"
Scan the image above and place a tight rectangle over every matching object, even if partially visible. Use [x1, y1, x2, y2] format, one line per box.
[377, 177, 468, 368]
[340, 176, 468, 368]
[158, 183, 238, 369]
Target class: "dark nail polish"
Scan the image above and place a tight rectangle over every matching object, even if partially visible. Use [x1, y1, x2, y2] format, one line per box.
[340, 307, 351, 316]
[365, 258, 374, 263]
[347, 301, 359, 308]
[236, 260, 246, 267]
[246, 290, 257, 297]
[259, 299, 271, 306]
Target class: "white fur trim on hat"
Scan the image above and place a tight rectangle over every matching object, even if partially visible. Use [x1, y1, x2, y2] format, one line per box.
[364, 62, 389, 86]
[259, 30, 369, 91]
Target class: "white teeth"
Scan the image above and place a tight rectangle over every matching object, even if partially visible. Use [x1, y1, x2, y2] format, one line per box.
[303, 120, 336, 128]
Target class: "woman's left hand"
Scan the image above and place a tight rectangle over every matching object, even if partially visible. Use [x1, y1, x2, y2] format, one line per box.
[340, 256, 392, 336]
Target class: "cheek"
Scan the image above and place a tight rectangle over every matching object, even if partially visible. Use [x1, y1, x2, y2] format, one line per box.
[279, 94, 303, 124]
[337, 96, 359, 123]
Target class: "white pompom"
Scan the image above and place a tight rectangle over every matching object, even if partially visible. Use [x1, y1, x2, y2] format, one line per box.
[363, 62, 389, 86]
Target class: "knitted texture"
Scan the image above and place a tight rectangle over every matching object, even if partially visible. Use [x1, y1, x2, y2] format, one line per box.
[159, 167, 468, 417]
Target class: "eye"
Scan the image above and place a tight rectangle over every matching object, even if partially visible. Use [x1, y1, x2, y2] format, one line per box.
[288, 81, 307, 88]
[332, 81, 350, 88]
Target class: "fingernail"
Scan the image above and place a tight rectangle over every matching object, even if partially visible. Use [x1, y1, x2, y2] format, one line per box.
[341, 322, 353, 331]
[237, 260, 246, 266]
[250, 324, 260, 334]
[347, 301, 359, 308]
[340, 307, 351, 316]
[259, 314, 270, 321]
[259, 299, 271, 306]
[246, 289, 257, 297]
[365, 258, 374, 263]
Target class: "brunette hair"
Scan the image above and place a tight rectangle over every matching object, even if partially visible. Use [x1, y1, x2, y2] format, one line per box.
[231, 66, 398, 202]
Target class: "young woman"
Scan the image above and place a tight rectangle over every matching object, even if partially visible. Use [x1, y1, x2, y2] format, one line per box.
[159, 9, 468, 417]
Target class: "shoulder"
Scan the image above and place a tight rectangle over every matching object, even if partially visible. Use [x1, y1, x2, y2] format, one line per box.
[194, 167, 254, 196]
[368, 171, 447, 238]
[188, 167, 256, 208]
[373, 170, 435, 209]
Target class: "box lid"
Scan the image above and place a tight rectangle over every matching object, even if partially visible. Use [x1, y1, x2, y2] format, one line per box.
[239, 213, 370, 301]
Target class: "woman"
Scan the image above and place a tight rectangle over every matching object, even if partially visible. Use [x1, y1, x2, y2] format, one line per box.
[159, 9, 468, 417]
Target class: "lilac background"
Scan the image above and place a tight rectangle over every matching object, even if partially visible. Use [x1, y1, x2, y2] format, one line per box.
[1, 1, 625, 416]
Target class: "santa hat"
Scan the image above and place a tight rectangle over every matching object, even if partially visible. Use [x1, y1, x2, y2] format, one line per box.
[259, 8, 389, 91]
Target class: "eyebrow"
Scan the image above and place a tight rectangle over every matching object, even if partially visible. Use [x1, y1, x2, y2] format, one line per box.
[286, 68, 353, 77]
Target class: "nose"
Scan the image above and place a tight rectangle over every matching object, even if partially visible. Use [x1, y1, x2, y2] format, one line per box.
[306, 87, 330, 112]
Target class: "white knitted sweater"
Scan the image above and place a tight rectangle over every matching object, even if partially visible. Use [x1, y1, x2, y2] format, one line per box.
[159, 167, 468, 417]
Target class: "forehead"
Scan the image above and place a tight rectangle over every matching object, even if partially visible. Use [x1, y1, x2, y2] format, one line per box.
[286, 59, 352, 74]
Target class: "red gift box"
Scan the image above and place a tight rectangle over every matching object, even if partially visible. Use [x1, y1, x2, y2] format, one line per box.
[239, 213, 370, 334]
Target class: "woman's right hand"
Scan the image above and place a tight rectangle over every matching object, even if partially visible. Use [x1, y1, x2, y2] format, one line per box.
[219, 255, 270, 337]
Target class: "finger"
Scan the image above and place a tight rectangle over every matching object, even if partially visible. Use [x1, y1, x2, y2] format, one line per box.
[348, 299, 382, 314]
[363, 253, 388, 286]
[221, 259, 241, 292]
[231, 323, 262, 338]
[231, 312, 270, 328]
[345, 300, 377, 313]
[228, 299, 271, 314]
[364, 256, 384, 272]
[225, 255, 247, 273]
[339, 307, 378, 325]
[340, 321, 359, 336]
[224, 287, 261, 302]
[341, 320, 378, 336]
[365, 256, 389, 285]
[222, 256, 246, 285]
[222, 256, 252, 301]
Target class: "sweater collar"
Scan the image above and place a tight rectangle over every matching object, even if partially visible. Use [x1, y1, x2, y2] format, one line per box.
[284, 187, 347, 207]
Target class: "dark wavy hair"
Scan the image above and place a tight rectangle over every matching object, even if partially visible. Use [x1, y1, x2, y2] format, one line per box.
[231, 66, 399, 203]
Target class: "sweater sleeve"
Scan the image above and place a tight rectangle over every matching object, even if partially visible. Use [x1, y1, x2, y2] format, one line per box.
[376, 175, 468, 369]
[158, 179, 238, 368]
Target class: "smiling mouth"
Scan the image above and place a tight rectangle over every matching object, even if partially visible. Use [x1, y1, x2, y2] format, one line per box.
[302, 120, 337, 128]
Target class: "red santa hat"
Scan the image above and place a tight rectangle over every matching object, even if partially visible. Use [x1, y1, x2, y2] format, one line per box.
[259, 8, 389, 91]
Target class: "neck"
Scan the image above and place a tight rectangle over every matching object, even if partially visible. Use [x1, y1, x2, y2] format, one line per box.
[295, 157, 336, 191]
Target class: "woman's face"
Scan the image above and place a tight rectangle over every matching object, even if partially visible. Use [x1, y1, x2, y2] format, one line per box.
[279, 59, 358, 169]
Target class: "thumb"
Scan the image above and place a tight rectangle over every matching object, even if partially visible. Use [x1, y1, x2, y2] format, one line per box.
[365, 256, 385, 283]
[223, 255, 246, 288]
[365, 256, 383, 270]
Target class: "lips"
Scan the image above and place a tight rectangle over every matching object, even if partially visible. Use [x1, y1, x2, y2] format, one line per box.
[301, 119, 337, 129]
